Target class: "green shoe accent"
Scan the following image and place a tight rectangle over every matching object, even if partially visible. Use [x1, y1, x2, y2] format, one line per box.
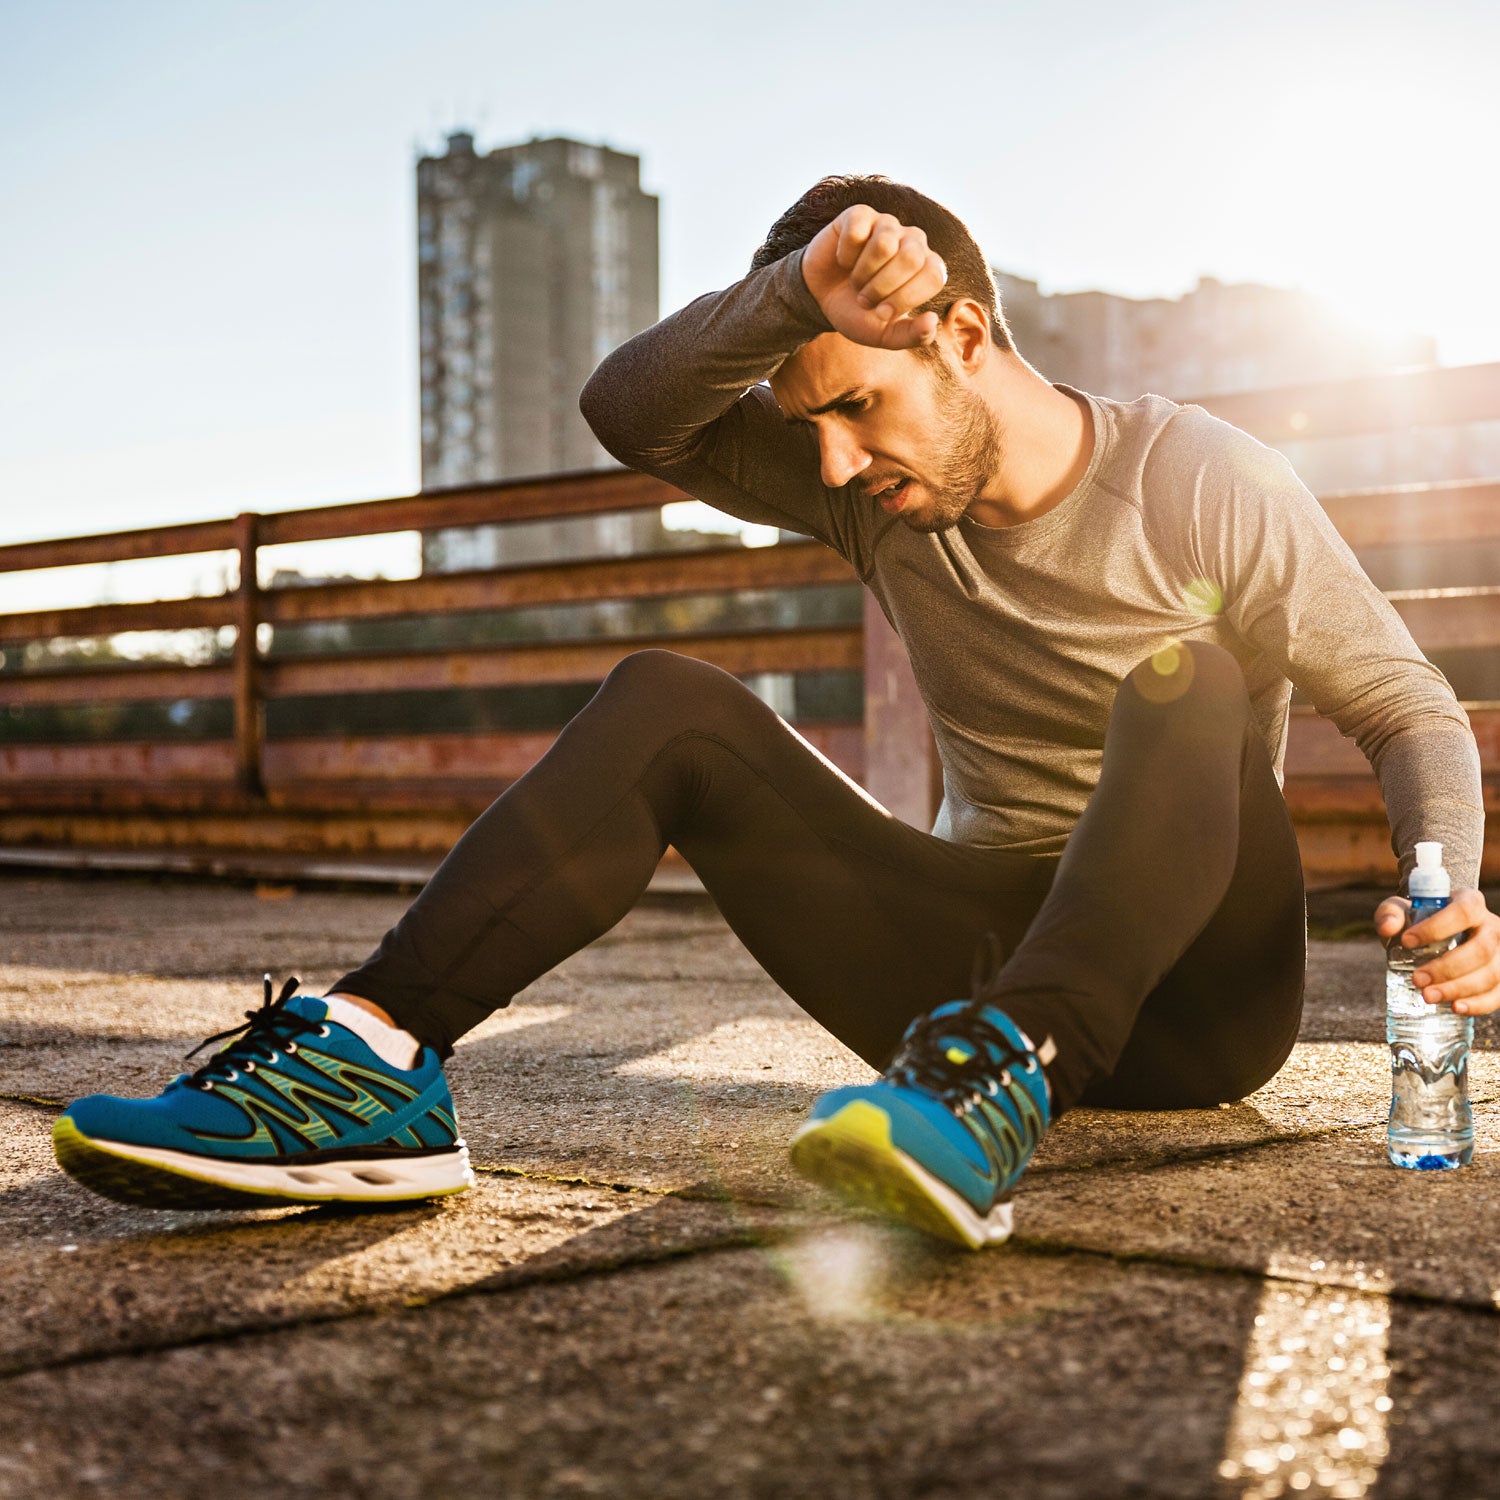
[53, 1117, 299, 1209]
[51, 1117, 472, 1211]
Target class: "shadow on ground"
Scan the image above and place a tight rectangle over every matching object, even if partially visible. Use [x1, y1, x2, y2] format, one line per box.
[3, 871, 1499, 1499]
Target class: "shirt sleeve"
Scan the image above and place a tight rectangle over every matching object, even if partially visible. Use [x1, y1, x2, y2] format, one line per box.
[578, 247, 874, 572]
[1189, 414, 1485, 891]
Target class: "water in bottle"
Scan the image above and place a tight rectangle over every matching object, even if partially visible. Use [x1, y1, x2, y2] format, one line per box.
[1386, 841, 1472, 1169]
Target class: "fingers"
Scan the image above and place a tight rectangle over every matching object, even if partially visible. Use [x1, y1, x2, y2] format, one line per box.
[832, 204, 881, 270]
[836, 208, 947, 319]
[1412, 912, 1500, 1010]
[1418, 954, 1500, 1013]
[879, 309, 940, 350]
[1403, 886, 1487, 947]
[1374, 896, 1409, 937]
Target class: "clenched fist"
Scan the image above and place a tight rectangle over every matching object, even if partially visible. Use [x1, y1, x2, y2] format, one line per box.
[800, 205, 949, 351]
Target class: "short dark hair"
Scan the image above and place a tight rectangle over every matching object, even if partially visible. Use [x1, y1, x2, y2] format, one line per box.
[750, 175, 1015, 353]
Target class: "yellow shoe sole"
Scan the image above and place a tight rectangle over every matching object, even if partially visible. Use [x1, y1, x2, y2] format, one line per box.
[788, 1099, 1013, 1250]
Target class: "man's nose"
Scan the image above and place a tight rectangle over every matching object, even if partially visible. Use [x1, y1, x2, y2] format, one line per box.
[817, 427, 871, 490]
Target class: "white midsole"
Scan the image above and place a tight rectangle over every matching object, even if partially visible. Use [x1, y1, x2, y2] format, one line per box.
[897, 1147, 1015, 1247]
[83, 1135, 474, 1200]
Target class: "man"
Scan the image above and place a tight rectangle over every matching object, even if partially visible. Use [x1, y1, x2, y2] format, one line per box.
[54, 177, 1495, 1249]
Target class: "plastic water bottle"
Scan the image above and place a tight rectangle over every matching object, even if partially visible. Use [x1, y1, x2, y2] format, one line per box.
[1386, 841, 1472, 1169]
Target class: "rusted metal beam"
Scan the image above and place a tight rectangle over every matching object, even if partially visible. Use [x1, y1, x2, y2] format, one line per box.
[0, 662, 232, 707]
[1324, 480, 1500, 552]
[1286, 706, 1500, 778]
[0, 518, 237, 575]
[0, 741, 238, 782]
[0, 774, 496, 815]
[261, 627, 862, 697]
[3, 788, 1494, 883]
[258, 468, 682, 546]
[1389, 588, 1500, 653]
[1284, 773, 1500, 821]
[0, 720, 866, 807]
[263, 730, 557, 783]
[232, 512, 264, 797]
[0, 810, 475, 857]
[263, 723, 866, 785]
[0, 594, 234, 646]
[861, 595, 941, 829]
[1287, 777, 1500, 886]
[1187, 361, 1500, 445]
[262, 540, 857, 624]
[0, 471, 680, 576]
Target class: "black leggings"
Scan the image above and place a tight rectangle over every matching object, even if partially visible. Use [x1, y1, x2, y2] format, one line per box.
[334, 641, 1307, 1114]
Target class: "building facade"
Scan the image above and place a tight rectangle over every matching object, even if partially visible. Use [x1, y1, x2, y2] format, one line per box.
[996, 271, 1436, 406]
[993, 270, 1499, 499]
[417, 133, 660, 571]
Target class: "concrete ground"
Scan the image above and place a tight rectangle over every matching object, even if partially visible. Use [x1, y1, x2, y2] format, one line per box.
[2, 872, 1499, 1500]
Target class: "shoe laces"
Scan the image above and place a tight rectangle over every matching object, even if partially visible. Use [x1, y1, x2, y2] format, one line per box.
[887, 932, 1035, 1111]
[183, 973, 324, 1090]
[889, 1004, 1035, 1110]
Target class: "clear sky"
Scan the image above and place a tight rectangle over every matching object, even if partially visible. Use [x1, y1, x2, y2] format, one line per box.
[1, 0, 1496, 550]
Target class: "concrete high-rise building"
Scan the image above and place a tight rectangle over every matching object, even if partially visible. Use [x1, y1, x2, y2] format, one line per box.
[418, 132, 660, 571]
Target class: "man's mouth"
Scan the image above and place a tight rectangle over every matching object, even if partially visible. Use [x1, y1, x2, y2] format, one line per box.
[869, 477, 912, 514]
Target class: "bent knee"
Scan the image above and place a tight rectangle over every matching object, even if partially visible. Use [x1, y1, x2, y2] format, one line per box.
[597, 649, 762, 723]
[1123, 638, 1248, 711]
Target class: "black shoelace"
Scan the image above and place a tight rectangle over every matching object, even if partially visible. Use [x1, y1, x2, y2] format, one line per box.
[182, 973, 322, 1090]
[889, 1004, 1033, 1107]
[888, 931, 1031, 1107]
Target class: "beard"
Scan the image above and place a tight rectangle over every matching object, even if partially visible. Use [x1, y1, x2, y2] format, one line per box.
[899, 359, 1006, 534]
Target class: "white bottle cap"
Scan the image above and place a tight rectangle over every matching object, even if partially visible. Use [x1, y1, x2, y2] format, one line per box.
[1410, 841, 1450, 899]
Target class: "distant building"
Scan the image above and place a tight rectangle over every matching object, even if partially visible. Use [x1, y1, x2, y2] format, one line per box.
[418, 132, 660, 571]
[996, 271, 1435, 405]
[995, 271, 1500, 498]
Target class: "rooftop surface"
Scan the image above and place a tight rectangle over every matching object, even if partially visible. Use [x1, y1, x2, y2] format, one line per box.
[3, 872, 1499, 1499]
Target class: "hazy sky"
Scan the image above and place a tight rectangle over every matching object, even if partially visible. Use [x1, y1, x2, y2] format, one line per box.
[1, 0, 1496, 549]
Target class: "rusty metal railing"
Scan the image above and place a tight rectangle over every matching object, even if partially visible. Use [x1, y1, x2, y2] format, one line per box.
[1, 363, 1497, 884]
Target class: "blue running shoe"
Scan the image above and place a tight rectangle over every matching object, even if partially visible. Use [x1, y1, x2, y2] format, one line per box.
[790, 994, 1053, 1249]
[53, 976, 473, 1210]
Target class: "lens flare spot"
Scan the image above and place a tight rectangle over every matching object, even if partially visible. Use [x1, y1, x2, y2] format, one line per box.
[1183, 577, 1224, 616]
[1131, 639, 1196, 703]
[776, 1226, 889, 1322]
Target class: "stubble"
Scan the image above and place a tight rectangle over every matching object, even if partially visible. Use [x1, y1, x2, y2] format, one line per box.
[900, 358, 1006, 534]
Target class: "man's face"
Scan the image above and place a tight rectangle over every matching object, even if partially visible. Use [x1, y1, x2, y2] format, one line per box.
[769, 333, 1004, 533]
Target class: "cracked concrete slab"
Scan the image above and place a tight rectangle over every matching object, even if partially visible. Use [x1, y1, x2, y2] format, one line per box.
[11, 874, 1486, 1203]
[1018, 1104, 1500, 1309]
[7, 871, 1500, 1499]
[2, 1229, 1497, 1500]
[0, 1099, 800, 1378]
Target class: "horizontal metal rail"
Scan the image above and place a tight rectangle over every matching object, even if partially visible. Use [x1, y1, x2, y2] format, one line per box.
[0, 468, 678, 574]
[2, 358, 1498, 884]
[0, 540, 855, 646]
[1187, 361, 1500, 444]
[1321, 479, 1500, 550]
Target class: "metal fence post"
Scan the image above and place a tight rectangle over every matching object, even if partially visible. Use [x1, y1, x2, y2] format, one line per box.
[862, 592, 941, 830]
[232, 511, 264, 797]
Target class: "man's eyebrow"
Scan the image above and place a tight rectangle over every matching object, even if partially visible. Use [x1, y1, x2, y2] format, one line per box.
[781, 387, 867, 424]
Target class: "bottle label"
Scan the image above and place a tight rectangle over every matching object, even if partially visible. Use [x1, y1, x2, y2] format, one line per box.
[1388, 986, 1436, 1019]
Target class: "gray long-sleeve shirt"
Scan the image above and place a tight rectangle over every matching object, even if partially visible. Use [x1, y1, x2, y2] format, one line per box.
[580, 247, 1485, 890]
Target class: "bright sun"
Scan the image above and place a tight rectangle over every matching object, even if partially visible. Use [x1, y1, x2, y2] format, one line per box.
[1244, 52, 1500, 368]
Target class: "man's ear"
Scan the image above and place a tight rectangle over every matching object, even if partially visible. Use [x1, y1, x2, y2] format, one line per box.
[942, 298, 991, 374]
